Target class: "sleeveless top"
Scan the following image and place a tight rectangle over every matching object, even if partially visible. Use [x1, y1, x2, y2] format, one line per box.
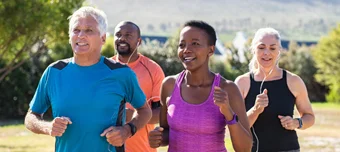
[245, 70, 299, 152]
[167, 71, 227, 152]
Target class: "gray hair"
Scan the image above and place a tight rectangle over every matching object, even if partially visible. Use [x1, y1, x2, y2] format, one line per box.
[248, 27, 282, 72]
[68, 6, 108, 37]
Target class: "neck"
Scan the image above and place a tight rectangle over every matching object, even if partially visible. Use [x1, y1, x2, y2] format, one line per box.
[185, 67, 214, 88]
[255, 66, 281, 79]
[118, 52, 139, 64]
[74, 53, 101, 66]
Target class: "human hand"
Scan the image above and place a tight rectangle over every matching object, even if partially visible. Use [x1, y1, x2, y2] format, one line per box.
[100, 125, 130, 146]
[253, 89, 269, 114]
[49, 116, 72, 137]
[148, 127, 164, 148]
[213, 86, 230, 109]
[278, 115, 299, 130]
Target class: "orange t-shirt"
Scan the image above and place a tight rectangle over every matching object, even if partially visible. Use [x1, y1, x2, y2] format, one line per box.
[112, 54, 165, 152]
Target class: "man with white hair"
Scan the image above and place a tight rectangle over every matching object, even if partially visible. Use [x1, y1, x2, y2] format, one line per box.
[24, 6, 151, 152]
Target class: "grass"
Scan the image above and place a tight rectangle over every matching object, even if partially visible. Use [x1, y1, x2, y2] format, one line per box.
[1, 102, 339, 152]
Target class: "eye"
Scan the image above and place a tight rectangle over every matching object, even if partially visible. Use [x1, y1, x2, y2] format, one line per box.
[270, 48, 276, 51]
[73, 29, 80, 33]
[178, 43, 185, 48]
[192, 42, 200, 46]
[85, 29, 93, 33]
[115, 33, 121, 37]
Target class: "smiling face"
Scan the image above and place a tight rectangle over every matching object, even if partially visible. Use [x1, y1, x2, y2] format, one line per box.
[70, 16, 105, 56]
[253, 34, 281, 69]
[177, 26, 214, 72]
[114, 23, 141, 57]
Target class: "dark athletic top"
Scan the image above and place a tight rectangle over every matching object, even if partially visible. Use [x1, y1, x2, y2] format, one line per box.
[245, 70, 299, 152]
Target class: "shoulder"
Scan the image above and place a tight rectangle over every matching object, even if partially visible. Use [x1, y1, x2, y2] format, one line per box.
[103, 57, 128, 70]
[286, 70, 305, 87]
[140, 55, 164, 73]
[49, 58, 72, 70]
[285, 70, 307, 96]
[234, 72, 251, 86]
[162, 74, 178, 88]
[219, 75, 240, 93]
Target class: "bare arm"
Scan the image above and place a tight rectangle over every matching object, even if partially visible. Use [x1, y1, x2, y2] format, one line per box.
[235, 74, 265, 127]
[25, 110, 51, 135]
[148, 76, 175, 148]
[289, 75, 315, 130]
[25, 110, 72, 137]
[219, 81, 252, 152]
[126, 102, 160, 124]
[128, 102, 152, 131]
[159, 77, 176, 146]
[148, 105, 160, 124]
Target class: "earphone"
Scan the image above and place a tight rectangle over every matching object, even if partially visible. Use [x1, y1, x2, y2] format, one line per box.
[252, 50, 281, 152]
[116, 40, 141, 65]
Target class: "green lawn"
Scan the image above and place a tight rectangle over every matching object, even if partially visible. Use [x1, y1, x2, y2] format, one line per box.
[1, 102, 339, 152]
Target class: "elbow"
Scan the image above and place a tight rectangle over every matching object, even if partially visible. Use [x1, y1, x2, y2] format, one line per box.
[233, 134, 253, 152]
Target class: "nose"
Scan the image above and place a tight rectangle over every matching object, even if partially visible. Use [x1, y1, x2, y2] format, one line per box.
[183, 45, 193, 53]
[78, 30, 86, 38]
[118, 35, 127, 42]
[263, 48, 270, 55]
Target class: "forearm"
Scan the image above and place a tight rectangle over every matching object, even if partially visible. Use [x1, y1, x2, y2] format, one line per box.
[247, 107, 260, 127]
[130, 105, 152, 131]
[299, 113, 315, 130]
[228, 123, 253, 152]
[148, 108, 160, 124]
[24, 111, 51, 135]
[220, 106, 252, 151]
[160, 128, 169, 146]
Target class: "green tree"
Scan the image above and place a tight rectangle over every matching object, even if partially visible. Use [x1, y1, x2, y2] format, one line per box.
[0, 0, 84, 119]
[280, 41, 326, 101]
[0, 0, 84, 82]
[312, 24, 340, 103]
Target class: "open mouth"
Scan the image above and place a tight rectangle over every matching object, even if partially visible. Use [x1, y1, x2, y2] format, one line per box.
[183, 57, 196, 63]
[261, 58, 272, 61]
[76, 42, 88, 46]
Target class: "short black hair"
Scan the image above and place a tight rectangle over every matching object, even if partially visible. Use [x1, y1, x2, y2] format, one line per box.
[119, 21, 141, 38]
[183, 20, 216, 46]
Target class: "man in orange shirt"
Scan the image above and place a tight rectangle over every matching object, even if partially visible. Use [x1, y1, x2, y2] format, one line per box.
[111, 21, 165, 152]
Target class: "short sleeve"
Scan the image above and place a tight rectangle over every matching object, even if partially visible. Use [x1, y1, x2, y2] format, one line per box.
[150, 64, 165, 102]
[29, 67, 51, 114]
[125, 69, 146, 109]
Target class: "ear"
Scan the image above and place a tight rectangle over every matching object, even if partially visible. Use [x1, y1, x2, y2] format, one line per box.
[137, 38, 142, 46]
[208, 45, 215, 57]
[101, 34, 107, 44]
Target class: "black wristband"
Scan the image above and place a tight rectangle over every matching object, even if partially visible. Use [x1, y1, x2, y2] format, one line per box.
[296, 118, 303, 129]
[127, 122, 137, 137]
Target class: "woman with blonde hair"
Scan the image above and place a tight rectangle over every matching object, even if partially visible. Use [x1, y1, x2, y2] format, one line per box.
[235, 28, 315, 152]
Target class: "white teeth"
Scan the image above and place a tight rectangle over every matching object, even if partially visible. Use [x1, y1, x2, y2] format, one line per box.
[77, 42, 87, 46]
[184, 57, 195, 60]
[184, 57, 195, 62]
[119, 43, 127, 46]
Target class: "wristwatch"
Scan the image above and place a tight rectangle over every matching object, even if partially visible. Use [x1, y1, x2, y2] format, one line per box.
[127, 122, 137, 137]
[295, 118, 303, 129]
[226, 113, 238, 125]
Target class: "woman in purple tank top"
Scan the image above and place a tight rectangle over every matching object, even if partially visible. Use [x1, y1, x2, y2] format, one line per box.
[148, 20, 252, 152]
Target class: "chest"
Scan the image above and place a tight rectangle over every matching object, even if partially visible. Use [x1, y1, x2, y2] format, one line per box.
[167, 98, 226, 134]
[132, 67, 153, 99]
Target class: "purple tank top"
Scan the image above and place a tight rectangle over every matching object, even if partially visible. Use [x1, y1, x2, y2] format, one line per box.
[167, 71, 227, 152]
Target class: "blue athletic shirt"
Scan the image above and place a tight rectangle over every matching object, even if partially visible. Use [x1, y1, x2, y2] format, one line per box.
[29, 56, 146, 152]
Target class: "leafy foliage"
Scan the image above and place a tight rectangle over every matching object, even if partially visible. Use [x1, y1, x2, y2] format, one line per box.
[0, 0, 84, 119]
[312, 24, 340, 103]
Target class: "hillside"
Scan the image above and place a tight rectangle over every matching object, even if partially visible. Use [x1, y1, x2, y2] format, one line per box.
[87, 0, 340, 41]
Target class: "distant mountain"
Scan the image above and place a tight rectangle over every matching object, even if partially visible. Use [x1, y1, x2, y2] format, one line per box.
[87, 0, 340, 41]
